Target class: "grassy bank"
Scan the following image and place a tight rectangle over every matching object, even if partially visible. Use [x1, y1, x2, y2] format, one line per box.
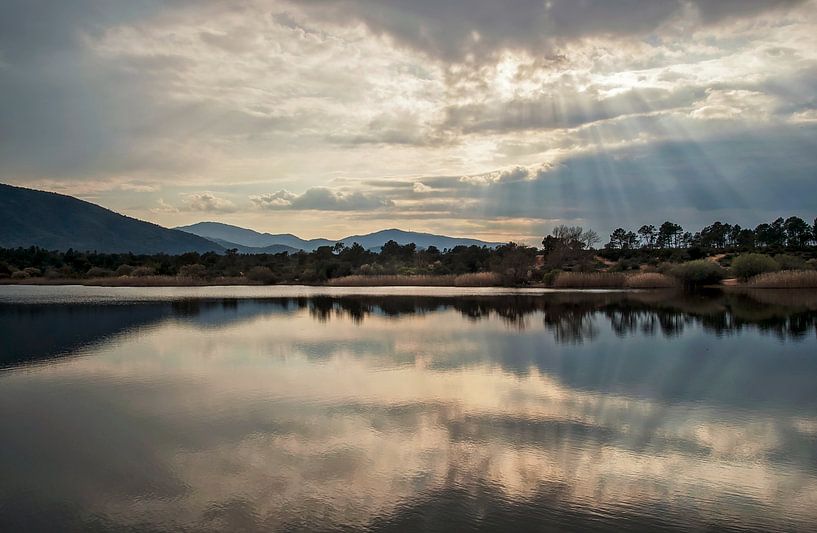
[1, 275, 258, 287]
[326, 272, 502, 287]
[4, 270, 816, 290]
[551, 272, 677, 289]
[748, 270, 817, 288]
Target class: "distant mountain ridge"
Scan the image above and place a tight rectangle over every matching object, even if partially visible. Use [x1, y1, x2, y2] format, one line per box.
[175, 222, 335, 251]
[0, 183, 503, 255]
[176, 221, 503, 252]
[0, 183, 223, 254]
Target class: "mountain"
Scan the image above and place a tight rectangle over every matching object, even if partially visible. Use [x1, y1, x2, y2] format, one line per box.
[337, 228, 502, 251]
[209, 238, 298, 255]
[176, 222, 334, 250]
[0, 183, 223, 254]
[177, 222, 503, 252]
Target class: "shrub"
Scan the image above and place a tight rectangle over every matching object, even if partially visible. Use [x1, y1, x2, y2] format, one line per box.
[731, 253, 779, 281]
[131, 266, 155, 277]
[246, 266, 276, 284]
[178, 264, 208, 279]
[23, 267, 42, 277]
[11, 270, 30, 280]
[542, 269, 561, 287]
[86, 267, 113, 278]
[115, 264, 135, 276]
[669, 260, 725, 287]
[610, 258, 640, 272]
[774, 254, 808, 271]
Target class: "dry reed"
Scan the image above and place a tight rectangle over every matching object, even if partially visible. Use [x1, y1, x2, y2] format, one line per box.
[623, 273, 678, 289]
[552, 272, 626, 289]
[326, 275, 456, 287]
[453, 272, 502, 286]
[747, 270, 817, 289]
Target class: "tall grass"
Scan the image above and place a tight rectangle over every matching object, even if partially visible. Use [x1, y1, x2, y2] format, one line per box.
[551, 272, 676, 289]
[327, 273, 503, 287]
[552, 272, 626, 288]
[623, 273, 677, 288]
[326, 275, 457, 287]
[453, 272, 502, 286]
[748, 270, 817, 289]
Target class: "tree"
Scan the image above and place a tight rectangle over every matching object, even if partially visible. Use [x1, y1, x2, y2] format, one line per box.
[492, 243, 537, 285]
[637, 225, 656, 248]
[735, 228, 756, 249]
[784, 216, 811, 247]
[657, 221, 683, 248]
[542, 225, 598, 269]
[606, 228, 638, 250]
[699, 221, 730, 249]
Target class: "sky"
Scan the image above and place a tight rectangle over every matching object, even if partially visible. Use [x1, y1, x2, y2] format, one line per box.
[1, 0, 816, 243]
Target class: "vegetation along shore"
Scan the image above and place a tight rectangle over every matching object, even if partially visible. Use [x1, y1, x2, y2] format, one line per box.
[2, 216, 816, 289]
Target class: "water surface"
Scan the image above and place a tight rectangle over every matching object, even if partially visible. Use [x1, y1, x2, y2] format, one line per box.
[2, 286, 817, 531]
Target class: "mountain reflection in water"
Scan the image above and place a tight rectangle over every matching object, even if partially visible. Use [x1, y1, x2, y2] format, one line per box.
[1, 288, 816, 532]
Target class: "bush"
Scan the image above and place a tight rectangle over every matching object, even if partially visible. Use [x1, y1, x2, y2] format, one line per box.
[115, 264, 135, 276]
[246, 266, 276, 284]
[178, 264, 208, 279]
[11, 270, 30, 280]
[86, 267, 113, 278]
[23, 267, 42, 277]
[731, 253, 779, 281]
[131, 266, 155, 277]
[669, 260, 725, 287]
[774, 254, 808, 271]
[542, 269, 561, 287]
[610, 258, 640, 272]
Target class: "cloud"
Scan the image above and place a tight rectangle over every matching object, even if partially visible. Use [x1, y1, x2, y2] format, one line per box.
[251, 187, 394, 211]
[442, 86, 704, 134]
[181, 192, 238, 213]
[459, 165, 549, 186]
[689, 89, 777, 120]
[293, 0, 805, 63]
[0, 0, 815, 239]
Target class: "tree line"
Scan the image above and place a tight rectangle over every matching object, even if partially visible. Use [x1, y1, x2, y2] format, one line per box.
[1, 215, 815, 285]
[604, 216, 817, 251]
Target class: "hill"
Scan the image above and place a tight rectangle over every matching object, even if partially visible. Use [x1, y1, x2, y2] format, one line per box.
[0, 183, 223, 254]
[177, 222, 502, 252]
[209, 238, 298, 255]
[176, 222, 334, 250]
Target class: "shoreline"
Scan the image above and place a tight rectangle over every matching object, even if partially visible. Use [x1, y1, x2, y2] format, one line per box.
[1, 276, 813, 290]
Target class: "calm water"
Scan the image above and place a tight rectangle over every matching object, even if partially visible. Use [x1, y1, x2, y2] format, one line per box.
[2, 286, 817, 532]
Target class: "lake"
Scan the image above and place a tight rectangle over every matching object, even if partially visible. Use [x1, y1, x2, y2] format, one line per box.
[2, 285, 817, 532]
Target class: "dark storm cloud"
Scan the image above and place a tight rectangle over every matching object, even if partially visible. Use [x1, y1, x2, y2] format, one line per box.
[470, 123, 817, 230]
[294, 0, 804, 62]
